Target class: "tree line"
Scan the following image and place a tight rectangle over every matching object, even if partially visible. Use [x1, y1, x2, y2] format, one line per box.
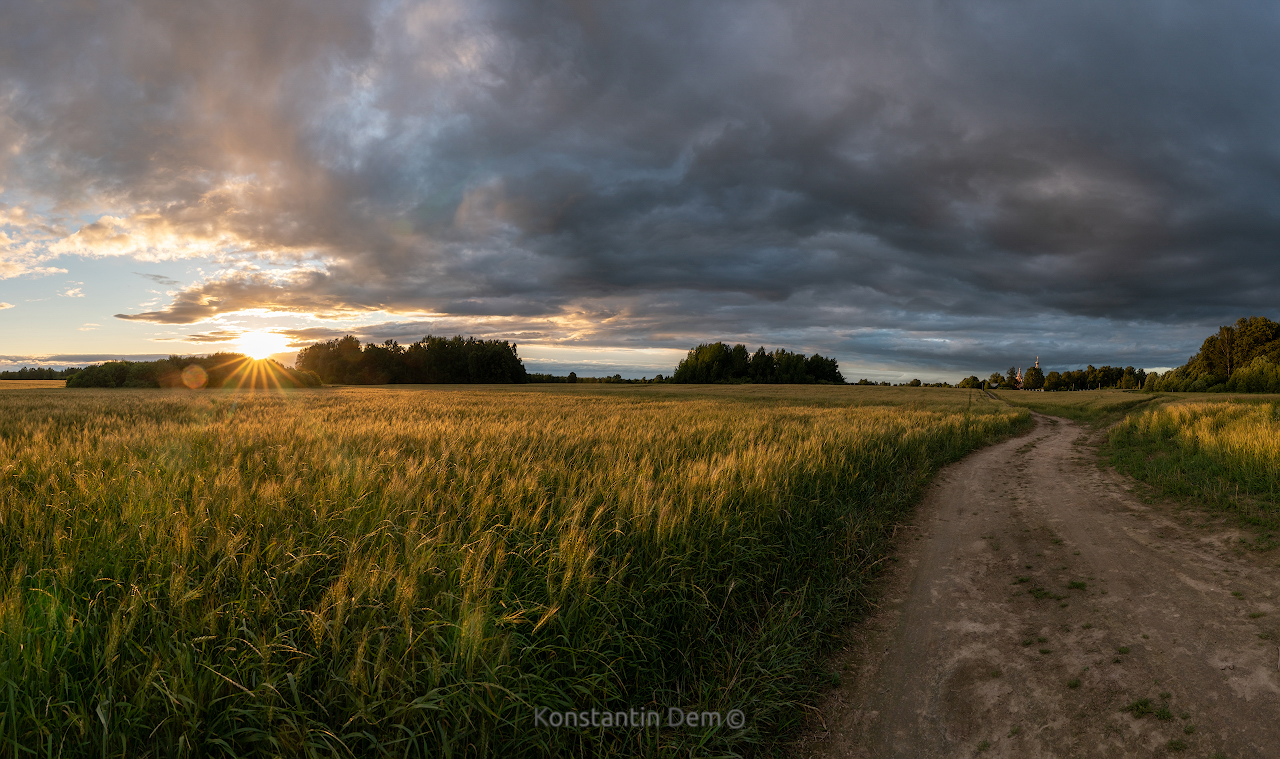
[526, 373, 653, 383]
[962, 364, 1148, 391]
[296, 335, 528, 384]
[954, 316, 1280, 393]
[66, 354, 321, 389]
[0, 366, 82, 380]
[1143, 316, 1280, 393]
[670, 343, 844, 384]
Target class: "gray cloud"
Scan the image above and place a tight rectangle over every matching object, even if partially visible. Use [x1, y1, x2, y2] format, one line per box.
[135, 272, 182, 287]
[0, 354, 175, 370]
[179, 331, 243, 344]
[4, 0, 1279, 375]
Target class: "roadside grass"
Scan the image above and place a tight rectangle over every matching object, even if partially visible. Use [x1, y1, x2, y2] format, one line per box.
[1105, 400, 1280, 530]
[0, 384, 1028, 757]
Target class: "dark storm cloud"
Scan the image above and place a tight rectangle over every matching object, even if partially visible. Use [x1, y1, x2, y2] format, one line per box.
[5, 0, 1280, 373]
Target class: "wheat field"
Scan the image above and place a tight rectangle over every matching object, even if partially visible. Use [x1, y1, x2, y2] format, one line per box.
[0, 384, 1026, 757]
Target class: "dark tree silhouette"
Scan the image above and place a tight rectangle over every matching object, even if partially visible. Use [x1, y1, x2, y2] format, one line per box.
[0, 366, 82, 380]
[66, 354, 321, 389]
[671, 343, 845, 384]
[296, 335, 528, 384]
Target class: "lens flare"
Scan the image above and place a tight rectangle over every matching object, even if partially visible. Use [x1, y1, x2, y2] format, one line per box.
[238, 331, 289, 360]
[181, 364, 208, 389]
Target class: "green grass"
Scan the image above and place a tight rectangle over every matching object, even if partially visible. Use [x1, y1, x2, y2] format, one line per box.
[1122, 697, 1153, 717]
[991, 389, 1163, 426]
[1105, 400, 1280, 529]
[0, 384, 1029, 757]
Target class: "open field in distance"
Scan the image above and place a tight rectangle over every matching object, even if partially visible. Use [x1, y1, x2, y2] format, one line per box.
[0, 384, 1028, 757]
[992, 388, 1165, 425]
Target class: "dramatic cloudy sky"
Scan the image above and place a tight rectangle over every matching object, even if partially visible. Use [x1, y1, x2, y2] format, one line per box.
[1, 0, 1277, 380]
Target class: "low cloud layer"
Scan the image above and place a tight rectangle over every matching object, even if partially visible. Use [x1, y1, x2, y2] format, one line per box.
[3, 0, 1278, 373]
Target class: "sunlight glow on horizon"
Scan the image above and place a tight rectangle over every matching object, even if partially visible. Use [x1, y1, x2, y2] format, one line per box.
[237, 331, 290, 360]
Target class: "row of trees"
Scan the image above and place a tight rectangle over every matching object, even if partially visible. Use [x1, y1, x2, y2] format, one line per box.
[955, 317, 1280, 394]
[0, 366, 82, 380]
[66, 354, 321, 389]
[296, 335, 528, 384]
[1144, 316, 1280, 393]
[975, 365, 1147, 391]
[526, 373, 647, 383]
[670, 343, 845, 384]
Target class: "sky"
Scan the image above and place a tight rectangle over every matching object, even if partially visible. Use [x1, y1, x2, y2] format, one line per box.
[2, 1, 1278, 382]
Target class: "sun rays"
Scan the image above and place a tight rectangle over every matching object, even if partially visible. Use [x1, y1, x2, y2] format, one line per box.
[183, 352, 305, 390]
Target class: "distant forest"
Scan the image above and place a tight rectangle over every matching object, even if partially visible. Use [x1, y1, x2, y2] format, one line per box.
[1145, 316, 1280, 393]
[0, 366, 81, 380]
[671, 343, 844, 384]
[66, 354, 321, 389]
[962, 364, 1148, 391]
[969, 316, 1280, 393]
[296, 335, 528, 384]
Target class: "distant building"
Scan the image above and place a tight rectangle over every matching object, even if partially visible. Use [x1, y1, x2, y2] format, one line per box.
[1015, 358, 1040, 390]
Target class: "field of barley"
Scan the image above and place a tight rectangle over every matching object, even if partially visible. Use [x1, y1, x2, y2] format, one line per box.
[0, 384, 1027, 757]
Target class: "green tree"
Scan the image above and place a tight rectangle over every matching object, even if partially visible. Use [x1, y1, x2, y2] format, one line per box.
[1004, 366, 1021, 389]
[1022, 365, 1044, 390]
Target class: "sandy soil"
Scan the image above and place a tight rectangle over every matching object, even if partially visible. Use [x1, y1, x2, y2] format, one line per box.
[796, 414, 1280, 758]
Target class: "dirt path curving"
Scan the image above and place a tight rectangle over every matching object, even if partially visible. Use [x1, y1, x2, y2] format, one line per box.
[798, 413, 1280, 758]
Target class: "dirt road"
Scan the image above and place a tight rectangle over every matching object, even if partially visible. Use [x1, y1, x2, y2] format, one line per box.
[799, 414, 1280, 758]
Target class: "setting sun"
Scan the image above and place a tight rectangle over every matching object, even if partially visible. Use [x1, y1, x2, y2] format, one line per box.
[237, 331, 289, 360]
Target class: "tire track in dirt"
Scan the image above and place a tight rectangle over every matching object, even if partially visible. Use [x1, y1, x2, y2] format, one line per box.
[797, 414, 1280, 758]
